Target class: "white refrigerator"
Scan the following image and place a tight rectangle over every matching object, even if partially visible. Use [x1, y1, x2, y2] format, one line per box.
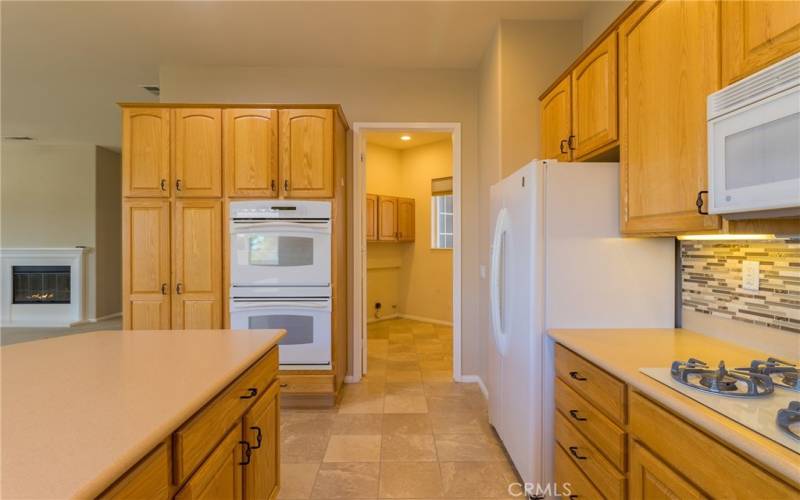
[488, 160, 675, 489]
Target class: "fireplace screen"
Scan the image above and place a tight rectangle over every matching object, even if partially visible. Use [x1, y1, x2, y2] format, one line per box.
[12, 266, 71, 304]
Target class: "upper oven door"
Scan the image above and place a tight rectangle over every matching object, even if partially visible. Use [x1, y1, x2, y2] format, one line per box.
[231, 219, 331, 286]
[708, 87, 800, 215]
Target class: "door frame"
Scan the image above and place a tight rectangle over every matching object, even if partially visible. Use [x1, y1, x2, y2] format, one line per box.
[350, 122, 462, 383]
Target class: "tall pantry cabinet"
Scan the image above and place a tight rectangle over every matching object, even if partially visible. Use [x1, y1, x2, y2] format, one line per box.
[121, 104, 348, 336]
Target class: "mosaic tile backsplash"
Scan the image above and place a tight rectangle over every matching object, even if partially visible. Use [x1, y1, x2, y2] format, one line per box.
[681, 239, 800, 334]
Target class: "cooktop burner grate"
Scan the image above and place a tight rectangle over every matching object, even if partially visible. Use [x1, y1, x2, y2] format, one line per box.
[670, 358, 774, 397]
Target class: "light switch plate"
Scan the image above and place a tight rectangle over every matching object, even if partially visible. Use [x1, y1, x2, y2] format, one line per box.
[742, 260, 760, 291]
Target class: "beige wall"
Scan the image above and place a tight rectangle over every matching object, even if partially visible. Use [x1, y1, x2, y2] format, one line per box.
[581, 1, 630, 48]
[160, 65, 480, 377]
[0, 142, 121, 320]
[476, 20, 583, 384]
[365, 140, 454, 324]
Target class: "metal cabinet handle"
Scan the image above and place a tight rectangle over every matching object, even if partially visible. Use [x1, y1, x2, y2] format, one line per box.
[176, 179, 183, 191]
[250, 426, 263, 449]
[160, 179, 167, 191]
[239, 440, 252, 465]
[567, 135, 576, 150]
[284, 179, 289, 191]
[569, 409, 587, 422]
[569, 371, 587, 381]
[568, 446, 587, 460]
[176, 283, 184, 295]
[569, 496, 579, 500]
[280, 383, 288, 388]
[161, 283, 168, 295]
[271, 179, 276, 192]
[696, 190, 709, 215]
[559, 139, 568, 154]
[240, 387, 258, 399]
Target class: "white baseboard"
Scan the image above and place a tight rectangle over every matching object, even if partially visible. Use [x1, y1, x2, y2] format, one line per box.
[398, 314, 453, 326]
[71, 312, 122, 327]
[366, 314, 400, 324]
[344, 375, 361, 383]
[458, 374, 488, 399]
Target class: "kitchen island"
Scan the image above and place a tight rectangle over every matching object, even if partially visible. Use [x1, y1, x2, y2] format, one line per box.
[1, 329, 285, 499]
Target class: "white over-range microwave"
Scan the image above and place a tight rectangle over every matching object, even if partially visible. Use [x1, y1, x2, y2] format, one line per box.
[707, 53, 800, 218]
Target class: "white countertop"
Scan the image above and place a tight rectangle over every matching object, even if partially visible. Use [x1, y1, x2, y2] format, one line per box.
[1, 329, 285, 499]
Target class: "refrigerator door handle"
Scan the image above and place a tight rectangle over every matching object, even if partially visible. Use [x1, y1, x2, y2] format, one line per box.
[490, 208, 509, 355]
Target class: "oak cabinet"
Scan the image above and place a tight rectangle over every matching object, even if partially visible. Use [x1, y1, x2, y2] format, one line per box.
[279, 109, 334, 198]
[223, 109, 279, 198]
[175, 424, 243, 500]
[619, 0, 721, 235]
[377, 196, 398, 241]
[629, 441, 706, 500]
[100, 443, 171, 499]
[365, 194, 378, 241]
[172, 200, 222, 330]
[122, 108, 171, 197]
[721, 0, 800, 85]
[571, 32, 618, 159]
[243, 382, 280, 500]
[540, 76, 572, 161]
[123, 200, 171, 330]
[174, 108, 223, 198]
[397, 198, 415, 242]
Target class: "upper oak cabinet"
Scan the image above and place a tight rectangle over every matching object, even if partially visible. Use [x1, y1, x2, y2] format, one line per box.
[223, 109, 279, 198]
[721, 0, 800, 85]
[366, 194, 378, 241]
[619, 0, 721, 235]
[540, 76, 572, 161]
[174, 108, 222, 197]
[571, 33, 618, 159]
[377, 196, 398, 241]
[122, 108, 171, 197]
[279, 109, 334, 198]
[397, 197, 415, 242]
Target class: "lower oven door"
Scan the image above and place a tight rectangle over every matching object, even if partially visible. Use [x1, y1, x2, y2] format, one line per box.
[229, 297, 332, 369]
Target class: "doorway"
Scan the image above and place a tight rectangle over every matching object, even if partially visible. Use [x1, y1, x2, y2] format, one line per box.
[351, 123, 462, 383]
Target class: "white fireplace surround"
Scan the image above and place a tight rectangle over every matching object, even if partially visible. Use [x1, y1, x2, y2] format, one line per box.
[1, 248, 87, 327]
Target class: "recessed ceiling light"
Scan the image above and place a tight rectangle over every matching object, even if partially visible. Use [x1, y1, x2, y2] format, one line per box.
[400, 135, 412, 141]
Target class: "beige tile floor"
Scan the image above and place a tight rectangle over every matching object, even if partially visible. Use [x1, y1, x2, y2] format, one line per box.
[279, 318, 520, 499]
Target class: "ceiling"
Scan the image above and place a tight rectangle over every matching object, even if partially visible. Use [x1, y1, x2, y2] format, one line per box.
[1, 1, 605, 150]
[366, 131, 451, 150]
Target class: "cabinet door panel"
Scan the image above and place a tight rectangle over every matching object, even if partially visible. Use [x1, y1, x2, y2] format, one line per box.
[174, 108, 222, 197]
[123, 108, 170, 197]
[397, 197, 415, 242]
[629, 441, 706, 500]
[540, 76, 572, 161]
[377, 196, 398, 241]
[572, 32, 618, 159]
[366, 194, 378, 241]
[175, 423, 243, 500]
[279, 109, 334, 198]
[243, 382, 280, 500]
[123, 200, 170, 329]
[619, 0, 721, 234]
[722, 1, 800, 84]
[173, 200, 222, 329]
[224, 109, 278, 197]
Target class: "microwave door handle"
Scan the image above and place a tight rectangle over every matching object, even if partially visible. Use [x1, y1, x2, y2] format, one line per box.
[231, 301, 331, 310]
[230, 221, 331, 233]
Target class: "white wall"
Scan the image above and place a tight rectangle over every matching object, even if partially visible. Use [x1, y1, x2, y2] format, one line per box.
[160, 65, 481, 377]
[0, 142, 121, 320]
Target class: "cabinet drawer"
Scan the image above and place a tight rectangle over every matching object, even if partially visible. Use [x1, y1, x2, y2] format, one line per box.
[100, 442, 171, 499]
[555, 442, 603, 500]
[555, 378, 626, 471]
[279, 374, 334, 394]
[174, 347, 278, 484]
[556, 344, 626, 424]
[630, 391, 799, 498]
[556, 412, 625, 500]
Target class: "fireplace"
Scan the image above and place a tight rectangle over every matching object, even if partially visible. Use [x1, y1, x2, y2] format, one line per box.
[13, 265, 71, 304]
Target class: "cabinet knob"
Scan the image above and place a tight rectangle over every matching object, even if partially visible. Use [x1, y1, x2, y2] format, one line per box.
[284, 179, 289, 191]
[161, 283, 168, 295]
[271, 179, 276, 192]
[176, 179, 183, 191]
[696, 190, 709, 215]
[569, 371, 587, 381]
[160, 179, 167, 191]
[238, 440, 252, 466]
[567, 135, 576, 150]
[176, 283, 184, 295]
[249, 426, 263, 449]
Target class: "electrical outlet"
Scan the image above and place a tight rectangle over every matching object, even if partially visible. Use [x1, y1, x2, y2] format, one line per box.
[742, 260, 760, 292]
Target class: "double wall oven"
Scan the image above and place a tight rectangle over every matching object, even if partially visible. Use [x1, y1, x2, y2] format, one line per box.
[229, 200, 332, 369]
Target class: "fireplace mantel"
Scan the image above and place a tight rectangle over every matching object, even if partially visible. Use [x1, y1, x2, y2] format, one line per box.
[1, 248, 88, 327]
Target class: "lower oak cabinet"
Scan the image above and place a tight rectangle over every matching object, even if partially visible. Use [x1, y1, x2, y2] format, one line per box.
[99, 347, 280, 500]
[553, 344, 800, 499]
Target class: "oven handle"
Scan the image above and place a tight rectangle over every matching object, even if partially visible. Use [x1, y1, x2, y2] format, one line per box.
[230, 221, 331, 234]
[231, 300, 332, 311]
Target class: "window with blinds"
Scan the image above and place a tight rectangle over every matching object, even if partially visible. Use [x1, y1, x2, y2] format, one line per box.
[431, 176, 453, 249]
